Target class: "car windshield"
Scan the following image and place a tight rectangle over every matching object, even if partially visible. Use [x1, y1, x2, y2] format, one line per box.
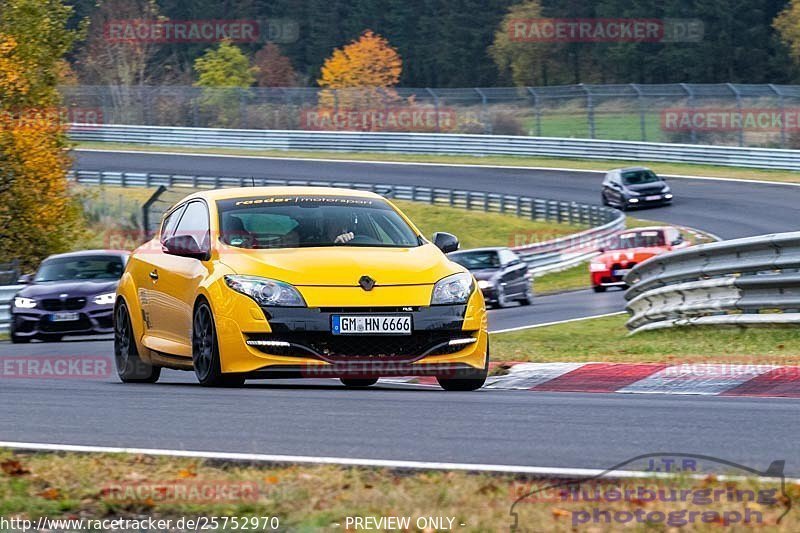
[449, 251, 500, 270]
[217, 195, 420, 249]
[609, 231, 666, 250]
[622, 170, 661, 185]
[34, 255, 125, 282]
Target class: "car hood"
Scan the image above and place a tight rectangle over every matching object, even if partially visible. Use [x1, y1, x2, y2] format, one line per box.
[219, 243, 462, 286]
[627, 182, 668, 192]
[596, 247, 667, 265]
[16, 279, 119, 298]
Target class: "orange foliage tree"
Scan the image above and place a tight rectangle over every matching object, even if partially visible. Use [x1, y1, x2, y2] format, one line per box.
[0, 0, 85, 270]
[317, 30, 403, 109]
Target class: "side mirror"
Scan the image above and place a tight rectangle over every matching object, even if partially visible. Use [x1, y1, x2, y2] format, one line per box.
[163, 235, 209, 261]
[17, 274, 32, 284]
[432, 232, 459, 254]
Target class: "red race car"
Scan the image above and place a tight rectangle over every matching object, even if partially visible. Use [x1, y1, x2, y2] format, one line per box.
[590, 226, 688, 292]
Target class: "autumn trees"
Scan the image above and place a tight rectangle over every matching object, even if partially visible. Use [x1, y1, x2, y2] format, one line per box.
[0, 0, 85, 269]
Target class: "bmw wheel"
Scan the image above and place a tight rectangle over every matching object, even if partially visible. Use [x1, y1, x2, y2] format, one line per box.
[192, 301, 245, 387]
[114, 301, 160, 383]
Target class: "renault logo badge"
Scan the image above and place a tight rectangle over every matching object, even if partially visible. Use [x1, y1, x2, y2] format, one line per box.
[359, 275, 376, 291]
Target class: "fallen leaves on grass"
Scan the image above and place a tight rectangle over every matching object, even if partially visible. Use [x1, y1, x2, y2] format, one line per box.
[1, 459, 30, 477]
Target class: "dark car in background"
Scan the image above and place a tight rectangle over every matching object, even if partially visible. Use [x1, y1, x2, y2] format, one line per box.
[448, 247, 533, 308]
[601, 167, 673, 210]
[10, 250, 129, 343]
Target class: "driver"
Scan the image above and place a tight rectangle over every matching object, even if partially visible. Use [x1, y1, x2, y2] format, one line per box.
[324, 212, 356, 244]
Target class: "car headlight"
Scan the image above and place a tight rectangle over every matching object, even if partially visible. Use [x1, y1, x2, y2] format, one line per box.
[93, 292, 116, 305]
[431, 272, 474, 305]
[477, 279, 492, 290]
[13, 297, 36, 309]
[661, 185, 671, 193]
[627, 190, 640, 196]
[224, 275, 306, 307]
[590, 262, 607, 272]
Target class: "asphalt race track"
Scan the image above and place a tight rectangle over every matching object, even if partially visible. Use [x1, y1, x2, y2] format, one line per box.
[1, 149, 798, 475]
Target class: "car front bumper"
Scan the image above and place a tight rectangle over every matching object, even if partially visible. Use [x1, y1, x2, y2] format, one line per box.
[210, 286, 488, 377]
[11, 305, 115, 338]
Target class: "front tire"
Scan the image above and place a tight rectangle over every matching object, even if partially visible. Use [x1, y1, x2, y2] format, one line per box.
[340, 378, 379, 387]
[114, 302, 160, 383]
[437, 342, 489, 391]
[593, 285, 607, 293]
[192, 301, 245, 387]
[518, 284, 534, 306]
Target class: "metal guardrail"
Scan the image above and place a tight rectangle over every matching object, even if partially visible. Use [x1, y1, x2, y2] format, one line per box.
[70, 125, 800, 170]
[624, 232, 800, 334]
[69, 169, 625, 274]
[0, 285, 22, 334]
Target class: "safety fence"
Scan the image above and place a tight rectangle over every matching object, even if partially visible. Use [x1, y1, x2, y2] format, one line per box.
[62, 83, 800, 148]
[69, 125, 800, 170]
[624, 231, 800, 334]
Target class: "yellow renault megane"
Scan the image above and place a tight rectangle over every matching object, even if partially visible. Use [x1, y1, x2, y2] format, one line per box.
[114, 187, 488, 390]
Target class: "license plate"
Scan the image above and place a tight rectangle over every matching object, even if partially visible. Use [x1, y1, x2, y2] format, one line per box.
[50, 312, 79, 322]
[332, 315, 412, 335]
[613, 269, 631, 277]
[645, 195, 662, 201]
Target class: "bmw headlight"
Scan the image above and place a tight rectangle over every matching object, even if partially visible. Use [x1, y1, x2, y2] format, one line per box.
[13, 297, 36, 309]
[477, 279, 492, 290]
[590, 262, 607, 272]
[661, 185, 670, 193]
[93, 292, 116, 305]
[627, 190, 640, 196]
[431, 272, 474, 305]
[225, 275, 306, 307]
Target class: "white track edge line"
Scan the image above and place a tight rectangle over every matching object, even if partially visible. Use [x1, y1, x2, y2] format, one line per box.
[74, 148, 800, 188]
[489, 311, 626, 334]
[0, 441, 792, 482]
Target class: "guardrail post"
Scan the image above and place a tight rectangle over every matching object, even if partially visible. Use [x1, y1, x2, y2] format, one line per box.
[475, 88, 490, 134]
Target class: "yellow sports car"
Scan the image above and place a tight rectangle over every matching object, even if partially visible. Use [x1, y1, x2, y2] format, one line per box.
[114, 187, 489, 390]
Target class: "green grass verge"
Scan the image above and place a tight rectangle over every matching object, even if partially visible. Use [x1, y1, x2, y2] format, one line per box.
[533, 263, 589, 295]
[0, 450, 794, 530]
[392, 200, 582, 249]
[491, 314, 800, 365]
[75, 141, 800, 184]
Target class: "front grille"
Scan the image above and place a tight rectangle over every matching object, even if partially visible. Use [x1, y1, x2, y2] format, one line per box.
[40, 297, 86, 311]
[247, 331, 475, 361]
[636, 188, 664, 196]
